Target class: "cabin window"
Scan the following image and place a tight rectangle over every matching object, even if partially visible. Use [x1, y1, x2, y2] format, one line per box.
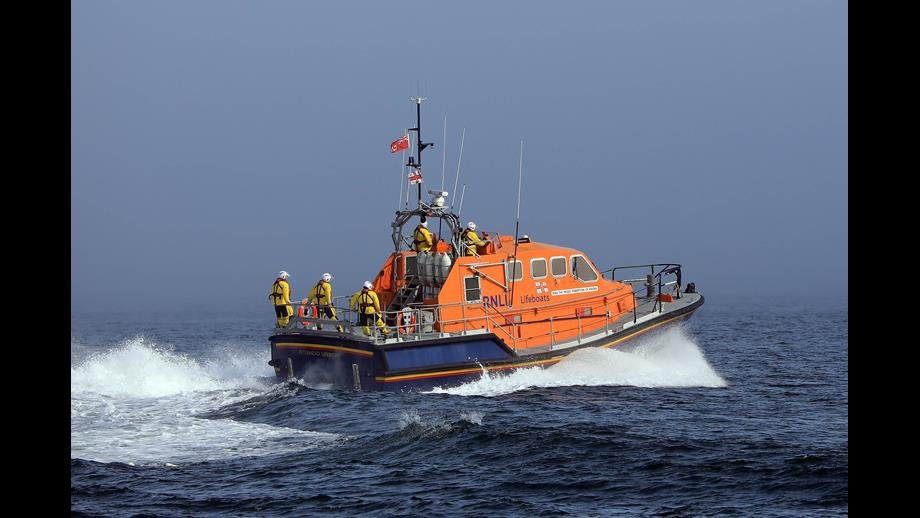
[570, 255, 598, 282]
[550, 256, 567, 278]
[506, 260, 523, 282]
[404, 254, 418, 280]
[530, 258, 547, 279]
[464, 276, 481, 303]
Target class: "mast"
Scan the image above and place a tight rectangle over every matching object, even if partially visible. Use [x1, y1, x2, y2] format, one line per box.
[391, 97, 460, 253]
[408, 96, 433, 207]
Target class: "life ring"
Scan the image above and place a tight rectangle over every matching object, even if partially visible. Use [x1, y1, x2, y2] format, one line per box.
[298, 304, 318, 319]
[398, 311, 417, 334]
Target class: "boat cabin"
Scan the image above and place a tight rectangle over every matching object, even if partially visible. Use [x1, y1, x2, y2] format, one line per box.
[365, 208, 637, 352]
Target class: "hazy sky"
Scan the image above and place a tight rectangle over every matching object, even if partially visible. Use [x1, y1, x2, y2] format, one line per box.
[72, 1, 847, 314]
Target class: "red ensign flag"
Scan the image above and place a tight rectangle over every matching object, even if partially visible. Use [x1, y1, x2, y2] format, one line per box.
[390, 135, 409, 153]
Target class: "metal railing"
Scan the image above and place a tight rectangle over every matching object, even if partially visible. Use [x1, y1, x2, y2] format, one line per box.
[280, 298, 625, 348]
[276, 267, 683, 346]
[604, 263, 683, 314]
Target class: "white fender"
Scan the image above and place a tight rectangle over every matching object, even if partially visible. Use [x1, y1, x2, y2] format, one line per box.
[435, 252, 452, 285]
[424, 251, 437, 287]
[417, 252, 431, 286]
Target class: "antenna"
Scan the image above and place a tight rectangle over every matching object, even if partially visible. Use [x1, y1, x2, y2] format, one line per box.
[516, 140, 524, 221]
[451, 128, 466, 209]
[438, 115, 447, 240]
[509, 140, 524, 308]
[441, 115, 447, 191]
[457, 184, 467, 220]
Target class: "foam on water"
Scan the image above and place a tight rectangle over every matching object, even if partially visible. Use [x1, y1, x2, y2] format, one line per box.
[71, 337, 262, 397]
[429, 325, 727, 397]
[71, 337, 339, 465]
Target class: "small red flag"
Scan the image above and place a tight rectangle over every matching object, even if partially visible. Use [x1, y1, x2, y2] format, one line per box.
[408, 170, 422, 184]
[390, 134, 409, 153]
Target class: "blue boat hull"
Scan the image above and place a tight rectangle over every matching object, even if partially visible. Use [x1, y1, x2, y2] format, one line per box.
[269, 295, 703, 392]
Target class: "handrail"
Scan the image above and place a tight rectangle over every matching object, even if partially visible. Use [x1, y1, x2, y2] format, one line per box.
[395, 283, 631, 320]
[466, 264, 508, 291]
[484, 313, 519, 350]
[405, 296, 647, 341]
[281, 298, 663, 351]
[481, 302, 519, 350]
[606, 262, 678, 275]
[281, 278, 668, 346]
[607, 263, 683, 301]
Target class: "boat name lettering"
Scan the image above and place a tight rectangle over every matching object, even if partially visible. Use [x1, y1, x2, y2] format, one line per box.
[301, 350, 335, 358]
[520, 294, 551, 304]
[550, 286, 599, 296]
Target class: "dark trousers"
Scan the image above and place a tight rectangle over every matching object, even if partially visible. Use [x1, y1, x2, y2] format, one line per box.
[316, 305, 342, 331]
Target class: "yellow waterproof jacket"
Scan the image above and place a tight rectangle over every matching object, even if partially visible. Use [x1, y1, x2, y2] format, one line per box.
[308, 280, 333, 306]
[461, 229, 486, 255]
[354, 289, 382, 314]
[349, 290, 363, 311]
[270, 279, 291, 306]
[413, 226, 433, 252]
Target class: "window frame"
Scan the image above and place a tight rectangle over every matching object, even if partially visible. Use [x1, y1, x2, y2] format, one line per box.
[403, 253, 418, 280]
[463, 275, 482, 303]
[570, 254, 599, 283]
[550, 255, 567, 278]
[506, 260, 524, 282]
[530, 257, 547, 280]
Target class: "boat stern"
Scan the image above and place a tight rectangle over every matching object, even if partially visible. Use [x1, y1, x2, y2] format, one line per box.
[269, 331, 381, 390]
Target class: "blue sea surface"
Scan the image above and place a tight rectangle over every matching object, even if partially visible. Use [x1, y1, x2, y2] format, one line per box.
[71, 299, 848, 516]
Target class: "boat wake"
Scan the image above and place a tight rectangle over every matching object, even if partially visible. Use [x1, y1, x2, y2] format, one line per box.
[427, 326, 726, 397]
[71, 337, 340, 465]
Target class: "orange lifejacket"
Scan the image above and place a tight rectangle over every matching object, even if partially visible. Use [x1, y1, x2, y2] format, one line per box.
[398, 311, 417, 334]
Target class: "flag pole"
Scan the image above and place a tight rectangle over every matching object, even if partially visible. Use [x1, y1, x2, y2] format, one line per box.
[409, 96, 432, 209]
[405, 130, 412, 208]
[397, 128, 406, 211]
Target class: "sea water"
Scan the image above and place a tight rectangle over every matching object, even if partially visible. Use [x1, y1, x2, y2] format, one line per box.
[71, 298, 847, 516]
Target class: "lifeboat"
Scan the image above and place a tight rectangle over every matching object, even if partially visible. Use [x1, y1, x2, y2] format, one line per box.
[268, 98, 704, 391]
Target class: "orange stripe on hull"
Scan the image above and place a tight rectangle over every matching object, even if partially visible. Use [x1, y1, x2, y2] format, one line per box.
[376, 356, 566, 383]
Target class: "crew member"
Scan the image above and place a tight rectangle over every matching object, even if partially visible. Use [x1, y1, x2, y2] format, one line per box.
[352, 281, 390, 336]
[308, 272, 344, 332]
[413, 219, 433, 252]
[269, 270, 293, 328]
[460, 221, 488, 256]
